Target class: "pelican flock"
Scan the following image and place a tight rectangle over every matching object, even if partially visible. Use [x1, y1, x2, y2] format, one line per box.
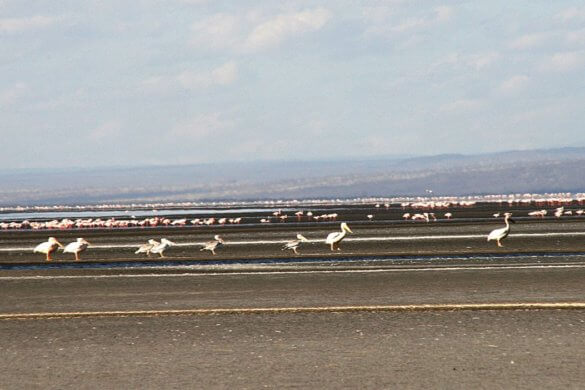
[33, 237, 64, 261]
[326, 222, 353, 251]
[282, 234, 309, 254]
[487, 213, 515, 247]
[63, 238, 90, 261]
[200, 235, 225, 255]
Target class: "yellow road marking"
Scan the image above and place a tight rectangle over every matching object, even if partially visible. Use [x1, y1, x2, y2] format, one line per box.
[2, 302, 585, 320]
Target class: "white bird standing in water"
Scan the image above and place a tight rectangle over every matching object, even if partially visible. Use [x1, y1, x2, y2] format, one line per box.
[282, 234, 309, 254]
[33, 237, 64, 261]
[487, 213, 515, 247]
[200, 235, 225, 255]
[326, 222, 353, 251]
[135, 239, 160, 257]
[150, 238, 176, 258]
[63, 238, 90, 261]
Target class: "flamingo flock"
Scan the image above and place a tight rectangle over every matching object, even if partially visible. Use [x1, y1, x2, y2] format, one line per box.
[0, 216, 246, 231]
[5, 192, 585, 232]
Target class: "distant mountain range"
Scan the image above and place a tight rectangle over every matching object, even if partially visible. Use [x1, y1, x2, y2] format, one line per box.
[1, 147, 585, 205]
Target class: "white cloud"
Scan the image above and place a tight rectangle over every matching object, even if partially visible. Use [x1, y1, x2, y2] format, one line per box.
[143, 61, 238, 92]
[177, 61, 238, 89]
[396, 5, 453, 32]
[0, 15, 58, 34]
[361, 5, 396, 25]
[178, 0, 209, 4]
[566, 28, 585, 45]
[210, 61, 238, 85]
[190, 8, 331, 52]
[361, 4, 399, 35]
[540, 51, 585, 72]
[0, 82, 27, 106]
[31, 88, 88, 111]
[171, 113, 232, 140]
[141, 76, 168, 92]
[509, 102, 571, 126]
[244, 8, 331, 51]
[365, 5, 453, 36]
[498, 75, 530, 95]
[510, 28, 585, 50]
[439, 99, 483, 113]
[434, 5, 453, 23]
[190, 13, 241, 50]
[431, 51, 499, 72]
[392, 17, 427, 33]
[468, 52, 500, 70]
[305, 118, 330, 137]
[509, 32, 554, 50]
[555, 7, 585, 22]
[89, 121, 122, 142]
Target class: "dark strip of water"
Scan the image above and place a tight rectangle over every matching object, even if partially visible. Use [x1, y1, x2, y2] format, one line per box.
[2, 252, 585, 271]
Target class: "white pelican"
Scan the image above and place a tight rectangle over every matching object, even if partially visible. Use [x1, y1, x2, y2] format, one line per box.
[326, 222, 353, 251]
[135, 239, 160, 257]
[150, 238, 176, 258]
[487, 213, 516, 247]
[282, 234, 309, 255]
[63, 238, 90, 261]
[33, 237, 64, 261]
[200, 235, 225, 255]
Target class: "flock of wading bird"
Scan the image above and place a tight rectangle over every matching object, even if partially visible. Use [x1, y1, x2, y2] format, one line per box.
[32, 212, 518, 261]
[32, 222, 355, 261]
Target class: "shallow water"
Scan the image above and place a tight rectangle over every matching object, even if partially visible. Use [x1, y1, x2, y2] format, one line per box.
[2, 252, 585, 272]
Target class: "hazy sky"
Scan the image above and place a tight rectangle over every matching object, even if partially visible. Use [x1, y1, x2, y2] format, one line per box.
[1, 0, 585, 169]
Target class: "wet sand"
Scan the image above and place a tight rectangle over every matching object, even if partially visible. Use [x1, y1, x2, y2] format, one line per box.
[2, 310, 585, 389]
[2, 260, 585, 314]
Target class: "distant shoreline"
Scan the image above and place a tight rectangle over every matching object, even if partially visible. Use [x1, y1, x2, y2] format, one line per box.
[1, 147, 585, 205]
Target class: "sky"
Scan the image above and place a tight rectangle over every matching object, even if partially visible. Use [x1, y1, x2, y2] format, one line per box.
[1, 0, 585, 169]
